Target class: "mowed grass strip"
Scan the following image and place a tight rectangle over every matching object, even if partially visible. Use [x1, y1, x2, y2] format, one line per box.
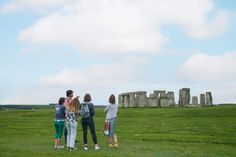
[0, 105, 236, 157]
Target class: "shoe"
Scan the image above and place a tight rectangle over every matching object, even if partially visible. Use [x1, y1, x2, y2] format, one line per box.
[58, 145, 64, 149]
[95, 145, 100, 150]
[114, 144, 119, 148]
[69, 147, 77, 151]
[108, 144, 114, 148]
[84, 145, 88, 150]
[54, 146, 58, 150]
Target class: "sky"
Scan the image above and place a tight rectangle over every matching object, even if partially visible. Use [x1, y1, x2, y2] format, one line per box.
[0, 0, 236, 105]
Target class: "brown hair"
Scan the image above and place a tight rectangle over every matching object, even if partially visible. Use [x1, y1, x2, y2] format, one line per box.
[109, 94, 116, 104]
[84, 94, 92, 102]
[67, 97, 80, 112]
[59, 97, 65, 105]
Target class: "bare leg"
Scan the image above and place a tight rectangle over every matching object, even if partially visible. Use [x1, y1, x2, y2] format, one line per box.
[113, 134, 118, 147]
[54, 139, 57, 149]
[108, 137, 113, 144]
[58, 139, 61, 146]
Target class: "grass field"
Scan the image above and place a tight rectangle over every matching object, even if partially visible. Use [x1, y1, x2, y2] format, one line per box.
[0, 105, 236, 157]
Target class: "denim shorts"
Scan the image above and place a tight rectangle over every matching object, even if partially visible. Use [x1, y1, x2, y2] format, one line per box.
[108, 117, 116, 137]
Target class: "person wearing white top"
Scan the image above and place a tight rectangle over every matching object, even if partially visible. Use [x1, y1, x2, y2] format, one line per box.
[104, 94, 119, 148]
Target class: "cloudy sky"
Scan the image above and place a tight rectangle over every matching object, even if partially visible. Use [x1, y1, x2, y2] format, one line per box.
[0, 0, 236, 105]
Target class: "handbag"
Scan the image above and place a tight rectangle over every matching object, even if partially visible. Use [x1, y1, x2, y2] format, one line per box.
[103, 119, 110, 136]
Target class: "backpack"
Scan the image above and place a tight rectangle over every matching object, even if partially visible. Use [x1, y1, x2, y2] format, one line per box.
[80, 103, 90, 118]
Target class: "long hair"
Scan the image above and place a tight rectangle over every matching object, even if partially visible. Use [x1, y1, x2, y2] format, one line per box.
[67, 97, 80, 112]
[109, 94, 116, 104]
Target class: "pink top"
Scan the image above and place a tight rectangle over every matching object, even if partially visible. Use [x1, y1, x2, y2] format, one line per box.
[64, 97, 73, 107]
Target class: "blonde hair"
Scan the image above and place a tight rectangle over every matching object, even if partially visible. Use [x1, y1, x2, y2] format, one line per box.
[67, 97, 80, 112]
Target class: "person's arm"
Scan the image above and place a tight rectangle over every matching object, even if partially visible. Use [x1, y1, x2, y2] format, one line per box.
[89, 103, 95, 116]
[63, 106, 66, 118]
[104, 104, 110, 113]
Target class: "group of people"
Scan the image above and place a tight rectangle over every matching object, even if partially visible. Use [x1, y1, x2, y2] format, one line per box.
[54, 90, 119, 151]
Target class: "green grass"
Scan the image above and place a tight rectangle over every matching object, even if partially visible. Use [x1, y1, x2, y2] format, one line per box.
[0, 106, 236, 157]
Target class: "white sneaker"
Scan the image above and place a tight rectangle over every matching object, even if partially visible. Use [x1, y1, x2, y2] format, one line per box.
[70, 147, 77, 151]
[84, 145, 88, 150]
[95, 145, 100, 150]
[58, 145, 64, 149]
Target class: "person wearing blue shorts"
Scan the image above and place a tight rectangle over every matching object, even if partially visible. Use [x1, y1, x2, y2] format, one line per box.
[104, 94, 119, 148]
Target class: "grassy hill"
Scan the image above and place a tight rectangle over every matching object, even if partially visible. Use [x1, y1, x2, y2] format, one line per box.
[0, 106, 236, 157]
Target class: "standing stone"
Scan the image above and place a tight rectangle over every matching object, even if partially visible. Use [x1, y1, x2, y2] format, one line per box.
[123, 95, 130, 108]
[160, 97, 168, 107]
[147, 94, 158, 107]
[200, 94, 206, 106]
[192, 96, 199, 105]
[154, 90, 166, 107]
[159, 91, 166, 98]
[160, 92, 168, 107]
[206, 92, 213, 106]
[134, 93, 140, 107]
[153, 90, 162, 107]
[179, 88, 191, 107]
[136, 91, 147, 107]
[129, 93, 135, 107]
[167, 91, 176, 106]
[118, 94, 124, 108]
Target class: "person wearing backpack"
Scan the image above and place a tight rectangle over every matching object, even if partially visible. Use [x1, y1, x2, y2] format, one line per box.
[80, 93, 100, 150]
[104, 94, 119, 148]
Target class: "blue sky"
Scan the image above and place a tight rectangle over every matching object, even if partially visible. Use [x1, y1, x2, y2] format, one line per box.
[0, 0, 236, 105]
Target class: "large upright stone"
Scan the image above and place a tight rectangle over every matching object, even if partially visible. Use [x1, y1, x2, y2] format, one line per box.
[135, 91, 147, 107]
[200, 94, 206, 106]
[179, 88, 191, 107]
[167, 91, 176, 106]
[118, 94, 124, 108]
[123, 95, 130, 108]
[129, 93, 136, 107]
[159, 91, 166, 98]
[192, 96, 199, 105]
[206, 92, 213, 106]
[160, 92, 168, 107]
[154, 90, 166, 107]
[147, 94, 158, 107]
[153, 90, 163, 107]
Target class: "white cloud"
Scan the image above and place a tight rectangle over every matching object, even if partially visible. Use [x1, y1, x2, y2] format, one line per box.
[0, 57, 147, 104]
[14, 0, 231, 56]
[1, 0, 74, 14]
[178, 52, 236, 82]
[40, 57, 147, 88]
[185, 11, 230, 39]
